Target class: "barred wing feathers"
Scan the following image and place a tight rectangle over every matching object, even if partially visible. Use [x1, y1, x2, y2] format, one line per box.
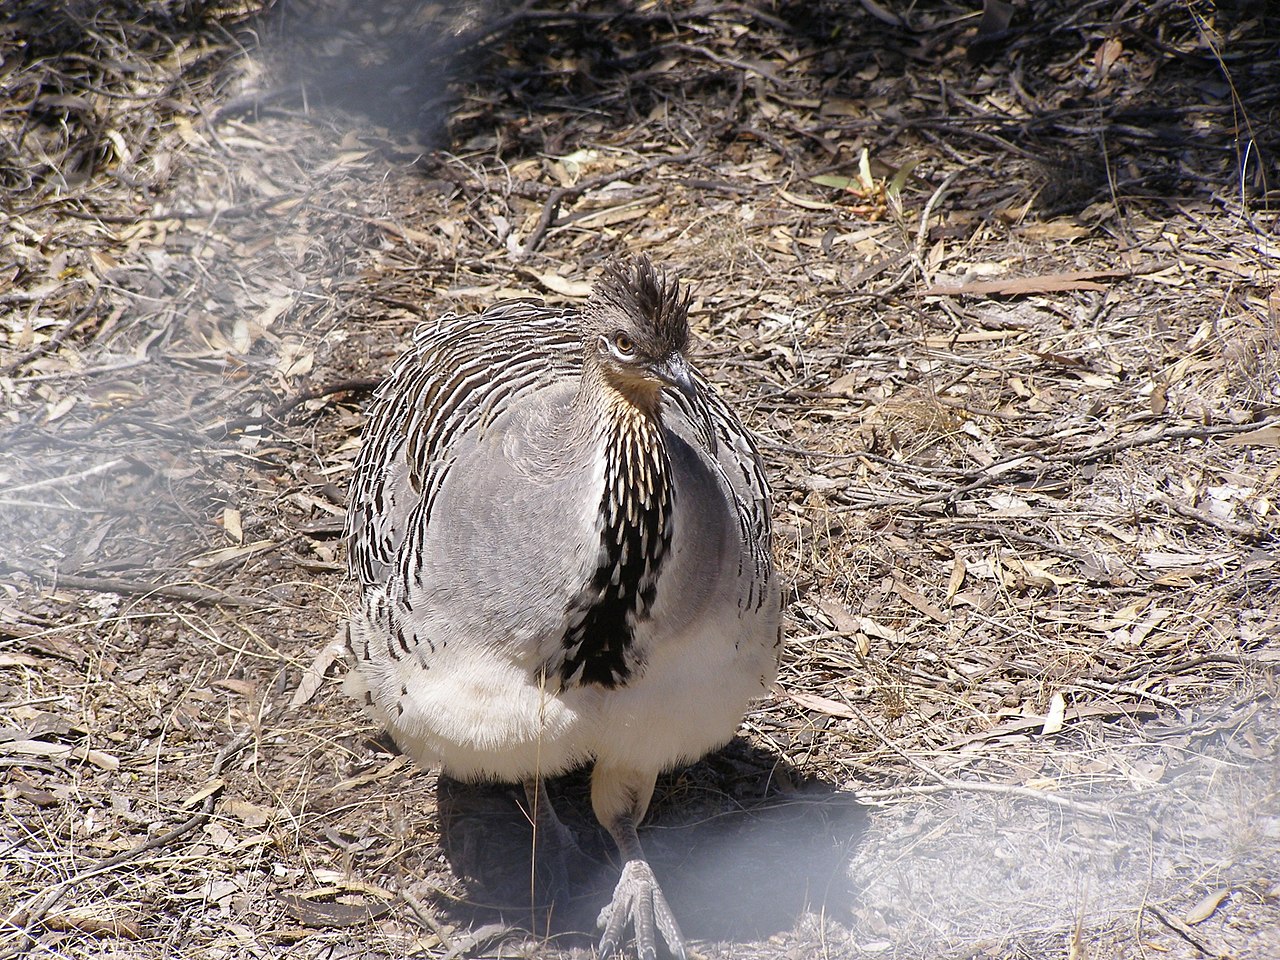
[345, 300, 581, 588]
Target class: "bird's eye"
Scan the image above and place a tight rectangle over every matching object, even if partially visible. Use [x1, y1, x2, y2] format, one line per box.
[612, 333, 636, 357]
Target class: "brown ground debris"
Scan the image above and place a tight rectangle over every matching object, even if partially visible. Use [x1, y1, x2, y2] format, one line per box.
[2, 2, 1278, 959]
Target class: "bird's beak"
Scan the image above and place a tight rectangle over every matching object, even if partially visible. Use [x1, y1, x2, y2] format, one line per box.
[654, 354, 697, 402]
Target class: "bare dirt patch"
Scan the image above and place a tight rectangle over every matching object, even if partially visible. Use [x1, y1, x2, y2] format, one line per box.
[2, 2, 1278, 959]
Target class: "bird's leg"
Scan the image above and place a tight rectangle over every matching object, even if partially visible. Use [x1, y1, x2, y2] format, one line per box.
[592, 768, 686, 960]
[597, 814, 686, 960]
[521, 776, 583, 905]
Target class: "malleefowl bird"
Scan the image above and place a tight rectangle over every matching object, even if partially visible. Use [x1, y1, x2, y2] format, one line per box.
[343, 256, 780, 960]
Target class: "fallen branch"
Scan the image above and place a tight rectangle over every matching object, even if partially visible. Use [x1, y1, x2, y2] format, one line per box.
[522, 150, 700, 255]
[851, 778, 1127, 820]
[3, 458, 126, 496]
[914, 417, 1280, 508]
[1145, 902, 1221, 957]
[844, 699, 1128, 820]
[1, 564, 268, 608]
[204, 377, 381, 436]
[2, 287, 102, 377]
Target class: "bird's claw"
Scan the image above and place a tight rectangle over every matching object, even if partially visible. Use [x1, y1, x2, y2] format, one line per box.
[597, 859, 686, 960]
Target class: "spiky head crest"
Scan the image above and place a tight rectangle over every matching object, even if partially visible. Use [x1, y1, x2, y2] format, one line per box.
[581, 256, 695, 410]
[585, 256, 690, 356]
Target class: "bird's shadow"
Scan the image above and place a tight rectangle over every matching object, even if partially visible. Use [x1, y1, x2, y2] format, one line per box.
[433, 736, 866, 949]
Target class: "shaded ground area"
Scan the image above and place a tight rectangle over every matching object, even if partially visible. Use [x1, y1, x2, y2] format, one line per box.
[2, 1, 1278, 958]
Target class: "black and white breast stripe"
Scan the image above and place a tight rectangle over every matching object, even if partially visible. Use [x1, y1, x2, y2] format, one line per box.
[557, 410, 673, 689]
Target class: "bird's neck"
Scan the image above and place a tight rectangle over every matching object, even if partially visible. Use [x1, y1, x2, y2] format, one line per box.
[598, 399, 672, 567]
[559, 364, 674, 689]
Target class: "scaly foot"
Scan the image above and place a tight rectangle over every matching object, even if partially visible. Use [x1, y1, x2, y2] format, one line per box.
[597, 858, 686, 960]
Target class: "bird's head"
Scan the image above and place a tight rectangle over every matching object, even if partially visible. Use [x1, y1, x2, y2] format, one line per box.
[584, 256, 695, 410]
